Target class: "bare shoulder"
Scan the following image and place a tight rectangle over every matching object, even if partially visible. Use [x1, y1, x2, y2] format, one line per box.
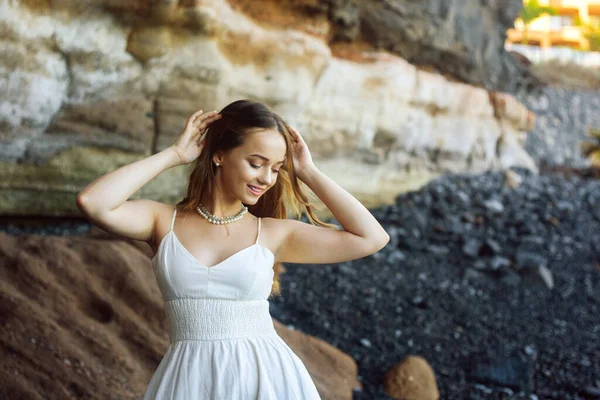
[156, 201, 178, 217]
[258, 216, 295, 240]
[257, 217, 292, 259]
[259, 216, 321, 237]
[259, 216, 286, 232]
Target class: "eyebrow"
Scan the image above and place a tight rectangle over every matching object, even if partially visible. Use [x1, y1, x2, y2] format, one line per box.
[250, 154, 286, 164]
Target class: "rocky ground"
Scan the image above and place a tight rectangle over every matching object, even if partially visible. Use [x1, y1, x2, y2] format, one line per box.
[2, 166, 598, 399]
[518, 86, 600, 169]
[269, 166, 600, 399]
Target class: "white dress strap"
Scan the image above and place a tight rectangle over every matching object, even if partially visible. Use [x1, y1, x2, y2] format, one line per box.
[170, 207, 177, 232]
[255, 217, 261, 244]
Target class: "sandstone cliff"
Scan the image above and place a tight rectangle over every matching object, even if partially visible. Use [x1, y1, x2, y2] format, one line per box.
[0, 0, 536, 216]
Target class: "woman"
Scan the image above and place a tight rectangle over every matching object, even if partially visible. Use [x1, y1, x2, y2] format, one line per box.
[76, 99, 390, 399]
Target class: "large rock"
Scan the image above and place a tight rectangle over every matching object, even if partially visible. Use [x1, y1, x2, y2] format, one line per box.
[324, 0, 542, 95]
[273, 319, 361, 399]
[383, 355, 440, 400]
[0, 0, 536, 218]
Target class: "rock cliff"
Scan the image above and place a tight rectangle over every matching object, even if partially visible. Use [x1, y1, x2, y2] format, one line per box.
[0, 0, 536, 216]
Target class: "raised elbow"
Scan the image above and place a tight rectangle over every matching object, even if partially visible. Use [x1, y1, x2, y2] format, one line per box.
[76, 193, 93, 215]
[373, 234, 390, 251]
[382, 234, 391, 247]
[76, 193, 86, 207]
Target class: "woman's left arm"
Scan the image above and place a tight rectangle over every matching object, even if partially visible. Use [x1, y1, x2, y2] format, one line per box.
[300, 165, 390, 245]
[275, 126, 390, 265]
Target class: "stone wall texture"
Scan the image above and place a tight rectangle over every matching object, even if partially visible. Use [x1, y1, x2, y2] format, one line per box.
[0, 0, 537, 216]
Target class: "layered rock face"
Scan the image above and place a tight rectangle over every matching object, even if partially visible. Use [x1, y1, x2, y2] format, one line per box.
[325, 0, 541, 94]
[0, 0, 535, 215]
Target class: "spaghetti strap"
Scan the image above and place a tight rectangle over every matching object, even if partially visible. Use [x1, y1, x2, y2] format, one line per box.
[170, 207, 177, 232]
[255, 217, 261, 244]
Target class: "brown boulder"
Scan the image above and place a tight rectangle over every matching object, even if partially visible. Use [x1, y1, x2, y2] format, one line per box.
[383, 355, 440, 400]
[274, 318, 361, 400]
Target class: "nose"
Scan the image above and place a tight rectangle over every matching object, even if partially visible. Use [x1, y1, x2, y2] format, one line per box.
[258, 168, 274, 187]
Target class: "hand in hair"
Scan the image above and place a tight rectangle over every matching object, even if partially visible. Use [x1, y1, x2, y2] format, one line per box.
[283, 125, 314, 176]
[171, 109, 222, 164]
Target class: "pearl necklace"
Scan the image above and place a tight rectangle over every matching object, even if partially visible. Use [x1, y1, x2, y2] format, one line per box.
[196, 203, 248, 225]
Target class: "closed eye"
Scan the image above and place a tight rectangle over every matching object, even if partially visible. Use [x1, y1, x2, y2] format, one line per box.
[251, 164, 280, 173]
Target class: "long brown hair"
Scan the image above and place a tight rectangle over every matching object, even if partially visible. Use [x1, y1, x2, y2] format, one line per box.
[175, 99, 338, 298]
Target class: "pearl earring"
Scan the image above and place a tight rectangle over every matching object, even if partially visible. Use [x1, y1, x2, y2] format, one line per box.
[214, 162, 221, 167]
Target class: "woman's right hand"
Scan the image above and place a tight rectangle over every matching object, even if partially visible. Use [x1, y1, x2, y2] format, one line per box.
[170, 109, 222, 165]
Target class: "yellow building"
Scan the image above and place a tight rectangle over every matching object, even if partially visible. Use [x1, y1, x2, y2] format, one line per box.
[506, 0, 600, 49]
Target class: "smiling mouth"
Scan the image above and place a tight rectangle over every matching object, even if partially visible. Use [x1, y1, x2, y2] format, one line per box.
[248, 185, 264, 195]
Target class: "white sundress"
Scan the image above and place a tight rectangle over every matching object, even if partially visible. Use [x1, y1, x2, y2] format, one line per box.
[141, 207, 322, 399]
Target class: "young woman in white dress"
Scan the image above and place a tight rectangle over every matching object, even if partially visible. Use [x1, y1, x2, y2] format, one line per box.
[76, 99, 390, 399]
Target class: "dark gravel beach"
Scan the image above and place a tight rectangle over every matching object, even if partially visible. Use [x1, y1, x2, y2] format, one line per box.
[270, 167, 600, 400]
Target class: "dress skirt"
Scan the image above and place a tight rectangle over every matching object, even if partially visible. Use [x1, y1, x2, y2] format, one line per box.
[141, 298, 321, 399]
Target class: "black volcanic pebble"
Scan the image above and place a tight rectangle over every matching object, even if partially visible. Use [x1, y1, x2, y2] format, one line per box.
[271, 167, 600, 400]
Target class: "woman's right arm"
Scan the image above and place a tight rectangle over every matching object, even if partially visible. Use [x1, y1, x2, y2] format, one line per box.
[76, 146, 182, 244]
[76, 109, 221, 246]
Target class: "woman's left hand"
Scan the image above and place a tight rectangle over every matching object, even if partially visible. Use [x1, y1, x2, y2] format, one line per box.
[282, 125, 315, 176]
